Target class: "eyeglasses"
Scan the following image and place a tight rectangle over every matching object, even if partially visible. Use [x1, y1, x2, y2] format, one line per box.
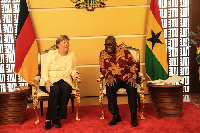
[104, 43, 116, 46]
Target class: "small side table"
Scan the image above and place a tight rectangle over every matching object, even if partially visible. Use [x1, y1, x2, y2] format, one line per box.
[147, 84, 184, 118]
[0, 86, 30, 125]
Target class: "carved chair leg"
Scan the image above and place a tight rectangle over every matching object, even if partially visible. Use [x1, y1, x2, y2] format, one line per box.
[71, 97, 74, 113]
[32, 85, 40, 124]
[33, 101, 40, 124]
[75, 95, 80, 121]
[99, 95, 105, 119]
[33, 96, 39, 124]
[138, 93, 141, 111]
[99, 81, 105, 119]
[75, 79, 81, 121]
[140, 94, 145, 120]
[138, 73, 146, 120]
[40, 101, 44, 116]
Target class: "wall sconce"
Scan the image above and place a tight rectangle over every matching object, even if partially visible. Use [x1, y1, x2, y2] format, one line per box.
[70, 0, 106, 11]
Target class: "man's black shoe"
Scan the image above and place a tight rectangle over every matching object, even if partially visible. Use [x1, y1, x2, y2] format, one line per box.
[52, 118, 61, 128]
[131, 115, 138, 127]
[44, 121, 51, 130]
[108, 115, 121, 125]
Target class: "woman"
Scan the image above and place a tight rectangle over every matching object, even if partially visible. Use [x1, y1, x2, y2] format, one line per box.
[40, 35, 80, 130]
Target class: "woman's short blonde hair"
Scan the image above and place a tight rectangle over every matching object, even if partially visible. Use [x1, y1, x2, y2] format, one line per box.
[56, 35, 69, 48]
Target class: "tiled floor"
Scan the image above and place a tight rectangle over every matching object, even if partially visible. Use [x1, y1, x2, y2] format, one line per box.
[183, 93, 200, 107]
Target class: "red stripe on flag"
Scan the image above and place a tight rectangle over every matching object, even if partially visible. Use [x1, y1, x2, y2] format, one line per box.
[150, 0, 163, 29]
[15, 14, 36, 73]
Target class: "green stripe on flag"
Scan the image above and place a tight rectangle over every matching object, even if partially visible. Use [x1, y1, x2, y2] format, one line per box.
[145, 44, 168, 80]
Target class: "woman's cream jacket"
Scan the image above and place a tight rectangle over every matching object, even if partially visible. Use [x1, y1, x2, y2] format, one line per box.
[40, 49, 77, 89]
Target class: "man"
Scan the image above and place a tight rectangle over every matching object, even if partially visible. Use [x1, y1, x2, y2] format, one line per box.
[99, 36, 138, 127]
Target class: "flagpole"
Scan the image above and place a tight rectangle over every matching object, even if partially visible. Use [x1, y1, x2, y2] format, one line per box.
[11, 0, 20, 87]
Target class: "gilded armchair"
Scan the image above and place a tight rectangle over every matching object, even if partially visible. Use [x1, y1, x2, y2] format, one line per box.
[31, 45, 81, 124]
[97, 43, 145, 120]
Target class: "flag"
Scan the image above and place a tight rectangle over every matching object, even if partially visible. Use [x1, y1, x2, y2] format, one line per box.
[14, 0, 38, 84]
[145, 0, 168, 81]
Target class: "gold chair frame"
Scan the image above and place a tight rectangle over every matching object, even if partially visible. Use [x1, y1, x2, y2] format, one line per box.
[97, 43, 145, 120]
[31, 45, 81, 124]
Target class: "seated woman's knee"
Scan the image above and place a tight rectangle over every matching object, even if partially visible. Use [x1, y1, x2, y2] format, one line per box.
[50, 86, 60, 95]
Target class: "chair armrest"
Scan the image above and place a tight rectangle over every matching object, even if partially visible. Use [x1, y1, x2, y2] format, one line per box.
[136, 72, 145, 92]
[138, 72, 145, 81]
[97, 75, 105, 82]
[74, 77, 81, 99]
[97, 74, 106, 119]
[136, 72, 146, 120]
[74, 77, 81, 121]
[29, 76, 41, 103]
[75, 77, 81, 83]
[138, 72, 145, 87]
[31, 76, 41, 87]
[34, 76, 41, 81]
[74, 76, 81, 93]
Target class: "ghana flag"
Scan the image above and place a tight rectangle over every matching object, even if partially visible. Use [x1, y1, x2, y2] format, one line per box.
[145, 0, 168, 81]
[14, 0, 38, 84]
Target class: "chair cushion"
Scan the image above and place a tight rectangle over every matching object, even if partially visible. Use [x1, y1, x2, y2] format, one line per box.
[103, 87, 127, 95]
[37, 89, 49, 97]
[103, 84, 141, 95]
[117, 88, 127, 94]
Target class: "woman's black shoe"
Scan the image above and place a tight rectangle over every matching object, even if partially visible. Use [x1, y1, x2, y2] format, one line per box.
[44, 121, 51, 130]
[52, 118, 61, 128]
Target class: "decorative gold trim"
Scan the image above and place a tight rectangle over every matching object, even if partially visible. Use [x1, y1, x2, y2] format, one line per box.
[97, 75, 105, 119]
[30, 77, 40, 124]
[97, 44, 146, 120]
[70, 0, 106, 11]
[75, 78, 81, 121]
[31, 45, 81, 124]
[137, 72, 145, 120]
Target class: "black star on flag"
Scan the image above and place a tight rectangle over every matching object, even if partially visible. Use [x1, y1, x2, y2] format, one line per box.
[147, 30, 163, 49]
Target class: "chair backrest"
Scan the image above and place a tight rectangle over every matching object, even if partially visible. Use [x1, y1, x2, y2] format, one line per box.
[98, 43, 145, 120]
[119, 43, 140, 72]
[38, 45, 57, 76]
[119, 43, 140, 85]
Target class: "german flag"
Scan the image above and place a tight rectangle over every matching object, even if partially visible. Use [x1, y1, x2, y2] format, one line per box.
[14, 0, 38, 84]
[145, 0, 168, 81]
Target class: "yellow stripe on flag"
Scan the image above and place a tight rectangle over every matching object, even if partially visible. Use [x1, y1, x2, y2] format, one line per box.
[146, 11, 168, 73]
[16, 40, 38, 83]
